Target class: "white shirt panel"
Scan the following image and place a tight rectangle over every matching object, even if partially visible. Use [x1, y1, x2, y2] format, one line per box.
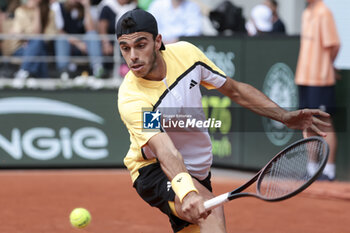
[155, 66, 224, 180]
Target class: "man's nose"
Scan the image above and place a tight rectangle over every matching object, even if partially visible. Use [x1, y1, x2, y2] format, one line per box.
[130, 48, 138, 62]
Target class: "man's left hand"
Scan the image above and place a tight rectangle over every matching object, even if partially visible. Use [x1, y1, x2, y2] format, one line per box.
[281, 109, 331, 137]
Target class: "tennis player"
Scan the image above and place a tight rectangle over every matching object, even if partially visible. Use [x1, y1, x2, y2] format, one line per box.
[116, 9, 330, 233]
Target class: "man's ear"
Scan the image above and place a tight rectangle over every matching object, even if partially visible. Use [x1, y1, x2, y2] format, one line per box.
[155, 34, 163, 50]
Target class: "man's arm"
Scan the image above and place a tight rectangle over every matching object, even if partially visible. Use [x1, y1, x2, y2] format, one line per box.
[148, 132, 187, 177]
[329, 44, 340, 80]
[218, 78, 286, 121]
[147, 133, 209, 223]
[329, 45, 340, 62]
[217, 78, 330, 136]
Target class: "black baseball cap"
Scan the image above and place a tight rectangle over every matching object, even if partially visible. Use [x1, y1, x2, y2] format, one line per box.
[116, 9, 165, 50]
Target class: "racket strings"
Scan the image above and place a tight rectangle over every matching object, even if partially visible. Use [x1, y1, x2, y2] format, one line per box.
[258, 140, 325, 199]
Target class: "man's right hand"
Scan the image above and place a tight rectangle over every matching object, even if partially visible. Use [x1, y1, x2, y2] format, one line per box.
[181, 191, 211, 224]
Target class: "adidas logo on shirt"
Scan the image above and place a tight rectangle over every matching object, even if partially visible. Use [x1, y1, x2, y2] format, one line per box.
[189, 79, 198, 89]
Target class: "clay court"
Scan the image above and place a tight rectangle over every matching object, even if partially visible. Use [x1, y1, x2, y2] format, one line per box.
[0, 169, 349, 233]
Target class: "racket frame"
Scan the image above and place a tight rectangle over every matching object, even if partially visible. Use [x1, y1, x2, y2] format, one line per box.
[255, 136, 329, 202]
[204, 136, 329, 210]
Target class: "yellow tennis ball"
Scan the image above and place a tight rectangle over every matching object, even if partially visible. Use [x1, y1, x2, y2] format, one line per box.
[69, 208, 91, 228]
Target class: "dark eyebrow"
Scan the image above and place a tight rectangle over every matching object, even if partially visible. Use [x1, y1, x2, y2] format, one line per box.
[134, 36, 149, 43]
[119, 36, 149, 46]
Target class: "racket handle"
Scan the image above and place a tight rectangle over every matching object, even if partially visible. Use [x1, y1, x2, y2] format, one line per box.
[204, 193, 229, 211]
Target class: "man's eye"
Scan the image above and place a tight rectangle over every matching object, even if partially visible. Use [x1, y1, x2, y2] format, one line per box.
[121, 47, 130, 52]
[138, 44, 145, 48]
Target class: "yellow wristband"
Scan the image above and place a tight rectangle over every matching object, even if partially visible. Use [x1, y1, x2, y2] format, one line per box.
[171, 172, 198, 203]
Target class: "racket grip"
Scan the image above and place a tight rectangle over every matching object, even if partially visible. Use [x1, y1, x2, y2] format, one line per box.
[204, 193, 229, 211]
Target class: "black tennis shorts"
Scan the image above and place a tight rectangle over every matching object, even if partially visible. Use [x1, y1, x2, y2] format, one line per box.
[133, 162, 212, 232]
[298, 85, 336, 115]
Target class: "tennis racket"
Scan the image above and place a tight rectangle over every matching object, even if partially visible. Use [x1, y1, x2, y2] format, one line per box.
[204, 136, 329, 211]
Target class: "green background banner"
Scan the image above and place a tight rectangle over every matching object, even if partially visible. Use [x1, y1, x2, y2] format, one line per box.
[0, 91, 128, 168]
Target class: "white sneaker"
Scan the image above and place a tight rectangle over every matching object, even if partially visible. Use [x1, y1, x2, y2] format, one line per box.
[13, 69, 30, 88]
[14, 69, 30, 80]
[93, 65, 105, 79]
[60, 71, 70, 81]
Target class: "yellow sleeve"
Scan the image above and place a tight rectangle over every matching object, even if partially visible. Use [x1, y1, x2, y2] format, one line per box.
[118, 98, 161, 148]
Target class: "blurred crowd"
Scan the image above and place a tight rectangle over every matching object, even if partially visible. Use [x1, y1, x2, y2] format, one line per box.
[0, 0, 286, 81]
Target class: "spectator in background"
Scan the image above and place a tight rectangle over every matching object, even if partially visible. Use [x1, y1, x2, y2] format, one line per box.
[0, 0, 22, 55]
[0, 0, 20, 19]
[98, 0, 136, 73]
[89, 0, 103, 26]
[9, 0, 56, 82]
[51, 0, 104, 79]
[90, 0, 102, 21]
[98, 0, 136, 54]
[245, 3, 273, 36]
[209, 0, 246, 35]
[295, 0, 340, 181]
[265, 0, 286, 34]
[148, 0, 202, 43]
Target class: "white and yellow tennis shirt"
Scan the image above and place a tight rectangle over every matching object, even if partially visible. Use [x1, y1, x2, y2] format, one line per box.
[118, 41, 227, 182]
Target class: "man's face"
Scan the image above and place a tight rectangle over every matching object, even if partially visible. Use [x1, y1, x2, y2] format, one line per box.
[118, 32, 159, 78]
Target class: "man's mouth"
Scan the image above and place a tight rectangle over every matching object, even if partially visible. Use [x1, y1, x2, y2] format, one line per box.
[130, 63, 144, 72]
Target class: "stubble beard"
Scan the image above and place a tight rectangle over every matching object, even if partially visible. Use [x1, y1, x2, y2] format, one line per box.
[142, 46, 158, 79]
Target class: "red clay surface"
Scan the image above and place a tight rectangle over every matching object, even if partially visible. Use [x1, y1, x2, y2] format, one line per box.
[0, 169, 349, 233]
